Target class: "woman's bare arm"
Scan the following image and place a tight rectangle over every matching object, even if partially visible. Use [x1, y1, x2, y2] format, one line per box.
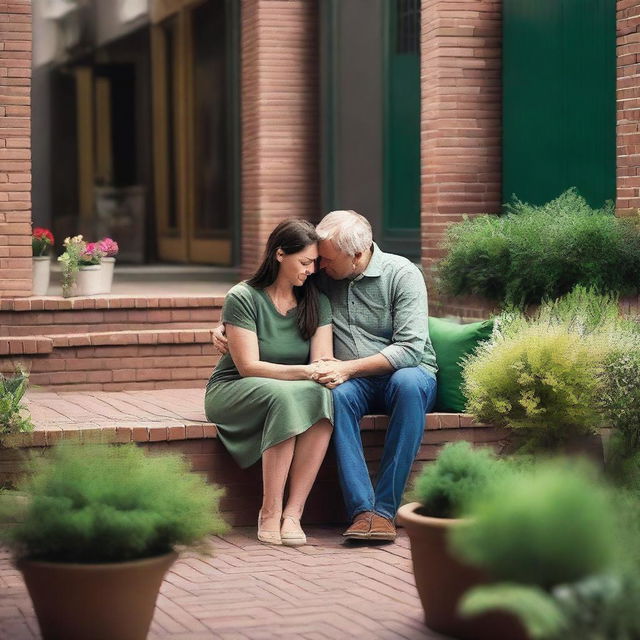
[309, 324, 334, 363]
[227, 324, 314, 380]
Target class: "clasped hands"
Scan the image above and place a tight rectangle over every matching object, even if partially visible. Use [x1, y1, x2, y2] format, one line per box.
[309, 359, 350, 389]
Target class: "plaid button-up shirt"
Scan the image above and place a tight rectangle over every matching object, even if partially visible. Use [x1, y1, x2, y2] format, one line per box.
[317, 243, 437, 374]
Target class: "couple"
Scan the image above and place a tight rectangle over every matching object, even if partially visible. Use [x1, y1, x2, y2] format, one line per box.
[205, 210, 438, 546]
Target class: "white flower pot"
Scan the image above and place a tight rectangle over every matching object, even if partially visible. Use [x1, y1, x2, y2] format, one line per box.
[97, 257, 116, 294]
[75, 265, 102, 296]
[32, 257, 51, 296]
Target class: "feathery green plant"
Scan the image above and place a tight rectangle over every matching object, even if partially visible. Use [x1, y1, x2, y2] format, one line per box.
[463, 287, 635, 450]
[450, 462, 617, 589]
[412, 442, 510, 518]
[0, 444, 228, 562]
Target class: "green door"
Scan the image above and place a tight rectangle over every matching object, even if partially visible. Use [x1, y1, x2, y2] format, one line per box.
[383, 0, 420, 258]
[503, 0, 616, 208]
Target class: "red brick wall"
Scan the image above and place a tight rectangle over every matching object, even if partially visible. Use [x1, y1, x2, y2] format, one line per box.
[240, 0, 319, 278]
[420, 0, 502, 319]
[617, 0, 640, 217]
[0, 1, 31, 298]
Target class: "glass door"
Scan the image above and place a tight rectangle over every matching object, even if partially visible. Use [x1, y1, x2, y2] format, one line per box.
[151, 0, 235, 264]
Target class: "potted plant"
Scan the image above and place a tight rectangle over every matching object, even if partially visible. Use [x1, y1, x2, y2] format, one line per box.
[396, 442, 525, 640]
[31, 227, 54, 296]
[451, 462, 634, 640]
[58, 235, 105, 297]
[0, 443, 228, 640]
[97, 237, 119, 294]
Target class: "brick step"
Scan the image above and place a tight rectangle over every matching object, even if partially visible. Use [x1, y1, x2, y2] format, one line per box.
[0, 295, 224, 336]
[0, 329, 220, 391]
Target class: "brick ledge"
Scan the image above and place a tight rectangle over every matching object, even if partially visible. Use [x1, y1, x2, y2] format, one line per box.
[0, 295, 225, 312]
[2, 412, 490, 449]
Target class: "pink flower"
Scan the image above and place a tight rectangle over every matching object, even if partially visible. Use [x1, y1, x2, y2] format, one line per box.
[98, 237, 119, 258]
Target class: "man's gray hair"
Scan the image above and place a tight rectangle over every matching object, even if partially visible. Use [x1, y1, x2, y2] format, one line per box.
[316, 210, 373, 256]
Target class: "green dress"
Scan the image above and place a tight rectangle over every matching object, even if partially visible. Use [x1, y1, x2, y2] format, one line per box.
[204, 282, 333, 469]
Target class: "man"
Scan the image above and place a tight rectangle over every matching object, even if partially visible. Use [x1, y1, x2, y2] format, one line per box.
[214, 210, 437, 541]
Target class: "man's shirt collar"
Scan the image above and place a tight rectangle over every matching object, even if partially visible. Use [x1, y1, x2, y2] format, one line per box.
[355, 242, 383, 281]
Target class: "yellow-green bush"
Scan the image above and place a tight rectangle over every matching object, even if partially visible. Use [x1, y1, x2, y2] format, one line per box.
[463, 324, 610, 448]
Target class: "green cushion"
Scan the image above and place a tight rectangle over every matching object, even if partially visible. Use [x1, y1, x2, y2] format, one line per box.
[428, 316, 494, 412]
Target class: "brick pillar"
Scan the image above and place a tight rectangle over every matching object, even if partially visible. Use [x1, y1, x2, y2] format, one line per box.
[617, 0, 640, 216]
[0, 1, 32, 298]
[421, 0, 501, 319]
[240, 0, 319, 278]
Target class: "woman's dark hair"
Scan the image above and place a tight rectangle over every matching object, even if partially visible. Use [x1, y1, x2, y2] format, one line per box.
[247, 219, 320, 340]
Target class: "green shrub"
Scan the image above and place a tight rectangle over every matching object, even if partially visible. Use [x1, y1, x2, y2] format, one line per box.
[463, 324, 608, 449]
[412, 442, 509, 518]
[463, 287, 633, 450]
[461, 574, 640, 640]
[450, 462, 617, 589]
[599, 348, 640, 481]
[0, 367, 33, 436]
[437, 189, 640, 307]
[0, 444, 228, 563]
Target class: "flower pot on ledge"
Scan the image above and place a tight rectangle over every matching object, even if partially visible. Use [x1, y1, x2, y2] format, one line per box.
[97, 257, 116, 294]
[75, 265, 102, 296]
[31, 257, 51, 296]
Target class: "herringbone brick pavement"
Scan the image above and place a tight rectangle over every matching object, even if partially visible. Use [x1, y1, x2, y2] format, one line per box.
[0, 527, 452, 639]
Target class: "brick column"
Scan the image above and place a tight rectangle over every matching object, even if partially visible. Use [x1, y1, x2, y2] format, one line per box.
[0, 1, 32, 298]
[617, 0, 640, 216]
[421, 0, 501, 319]
[240, 0, 319, 277]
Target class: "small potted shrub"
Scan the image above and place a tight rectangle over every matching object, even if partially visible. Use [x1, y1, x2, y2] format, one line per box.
[97, 237, 119, 294]
[31, 227, 54, 296]
[0, 443, 228, 640]
[451, 462, 632, 640]
[396, 442, 525, 640]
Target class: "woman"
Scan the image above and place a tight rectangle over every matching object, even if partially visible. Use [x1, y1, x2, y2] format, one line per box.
[204, 220, 333, 547]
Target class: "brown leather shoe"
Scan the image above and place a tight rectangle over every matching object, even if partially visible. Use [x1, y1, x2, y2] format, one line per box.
[342, 511, 374, 539]
[369, 514, 396, 541]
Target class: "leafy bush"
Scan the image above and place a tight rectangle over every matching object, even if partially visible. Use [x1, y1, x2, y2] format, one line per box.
[460, 574, 640, 640]
[412, 442, 509, 518]
[450, 462, 617, 589]
[463, 287, 634, 450]
[0, 444, 228, 563]
[454, 465, 640, 640]
[463, 324, 608, 449]
[437, 189, 640, 307]
[0, 368, 33, 436]
[599, 348, 640, 482]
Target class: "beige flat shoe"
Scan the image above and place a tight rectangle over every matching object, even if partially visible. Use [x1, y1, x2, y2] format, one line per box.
[258, 510, 282, 545]
[281, 515, 307, 547]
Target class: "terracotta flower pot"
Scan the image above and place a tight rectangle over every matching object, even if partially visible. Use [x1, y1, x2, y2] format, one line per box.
[397, 502, 527, 640]
[18, 551, 177, 640]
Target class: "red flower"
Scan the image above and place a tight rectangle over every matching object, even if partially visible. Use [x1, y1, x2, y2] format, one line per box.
[32, 227, 55, 256]
[32, 228, 54, 244]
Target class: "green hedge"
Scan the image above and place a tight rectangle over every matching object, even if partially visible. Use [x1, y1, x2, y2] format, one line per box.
[437, 189, 640, 307]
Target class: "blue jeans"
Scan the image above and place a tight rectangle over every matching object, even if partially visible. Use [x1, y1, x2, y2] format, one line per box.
[332, 367, 437, 521]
